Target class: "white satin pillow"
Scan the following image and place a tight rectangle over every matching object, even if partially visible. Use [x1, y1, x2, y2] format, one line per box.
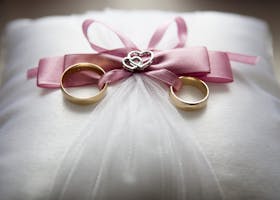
[0, 10, 280, 200]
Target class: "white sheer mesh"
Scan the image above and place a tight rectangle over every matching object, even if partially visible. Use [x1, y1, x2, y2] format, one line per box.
[49, 76, 223, 200]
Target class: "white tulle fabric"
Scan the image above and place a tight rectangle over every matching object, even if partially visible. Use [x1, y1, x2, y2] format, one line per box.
[1, 10, 280, 200]
[49, 76, 222, 200]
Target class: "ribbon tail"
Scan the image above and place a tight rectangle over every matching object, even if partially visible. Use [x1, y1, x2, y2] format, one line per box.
[27, 67, 38, 79]
[200, 51, 259, 83]
[31, 56, 65, 88]
[98, 69, 132, 89]
[226, 52, 259, 64]
[145, 69, 182, 91]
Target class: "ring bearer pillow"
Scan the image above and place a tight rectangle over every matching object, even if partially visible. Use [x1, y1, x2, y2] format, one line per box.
[0, 10, 280, 200]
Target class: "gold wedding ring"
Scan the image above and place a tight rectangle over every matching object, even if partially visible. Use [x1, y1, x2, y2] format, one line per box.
[169, 76, 209, 111]
[60, 63, 107, 105]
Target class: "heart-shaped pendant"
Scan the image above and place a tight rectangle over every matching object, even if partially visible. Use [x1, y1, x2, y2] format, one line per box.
[122, 50, 154, 72]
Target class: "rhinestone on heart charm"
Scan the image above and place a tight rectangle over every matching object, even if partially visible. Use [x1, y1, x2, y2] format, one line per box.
[122, 50, 154, 72]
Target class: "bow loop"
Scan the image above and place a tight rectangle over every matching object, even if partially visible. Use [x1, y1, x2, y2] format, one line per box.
[82, 19, 138, 53]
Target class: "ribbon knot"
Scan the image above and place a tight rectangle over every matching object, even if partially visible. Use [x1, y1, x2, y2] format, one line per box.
[27, 17, 258, 91]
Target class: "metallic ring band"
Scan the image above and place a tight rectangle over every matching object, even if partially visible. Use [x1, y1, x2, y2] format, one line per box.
[169, 76, 209, 110]
[60, 63, 107, 105]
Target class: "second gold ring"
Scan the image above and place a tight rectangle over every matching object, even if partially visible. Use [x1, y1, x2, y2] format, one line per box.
[169, 76, 209, 111]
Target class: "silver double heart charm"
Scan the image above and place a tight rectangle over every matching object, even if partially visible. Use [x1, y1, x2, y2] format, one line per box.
[122, 50, 154, 72]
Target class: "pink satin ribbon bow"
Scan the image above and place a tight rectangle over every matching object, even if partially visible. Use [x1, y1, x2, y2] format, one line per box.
[27, 17, 259, 91]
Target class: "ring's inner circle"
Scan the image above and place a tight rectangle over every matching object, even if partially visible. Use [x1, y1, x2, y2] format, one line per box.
[176, 85, 205, 103]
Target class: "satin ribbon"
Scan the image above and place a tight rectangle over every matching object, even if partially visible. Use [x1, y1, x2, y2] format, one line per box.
[27, 17, 259, 91]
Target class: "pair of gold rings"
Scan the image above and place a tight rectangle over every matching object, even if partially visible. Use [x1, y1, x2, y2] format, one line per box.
[60, 63, 209, 110]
